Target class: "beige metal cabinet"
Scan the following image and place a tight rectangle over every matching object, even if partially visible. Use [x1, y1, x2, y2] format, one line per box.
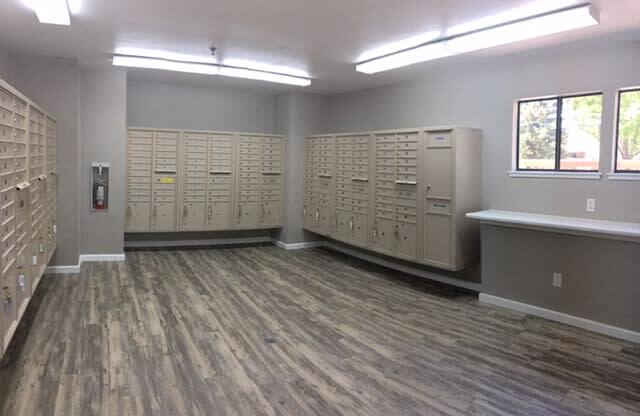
[206, 133, 235, 230]
[371, 131, 420, 261]
[303, 127, 481, 272]
[151, 131, 179, 232]
[235, 134, 285, 230]
[126, 129, 153, 232]
[0, 77, 57, 358]
[180, 132, 208, 231]
[235, 135, 261, 229]
[259, 136, 284, 228]
[28, 106, 47, 282]
[422, 129, 481, 271]
[303, 135, 334, 236]
[333, 134, 371, 248]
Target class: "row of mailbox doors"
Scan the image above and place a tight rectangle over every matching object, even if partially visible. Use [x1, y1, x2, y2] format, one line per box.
[126, 200, 282, 232]
[304, 205, 453, 267]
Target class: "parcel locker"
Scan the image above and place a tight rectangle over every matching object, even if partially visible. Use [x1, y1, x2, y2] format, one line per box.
[421, 129, 481, 271]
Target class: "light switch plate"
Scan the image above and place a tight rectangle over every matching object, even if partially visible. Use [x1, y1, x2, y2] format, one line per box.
[586, 198, 596, 213]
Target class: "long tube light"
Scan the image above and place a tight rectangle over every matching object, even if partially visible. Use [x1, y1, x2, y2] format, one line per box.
[113, 55, 311, 87]
[22, 0, 71, 25]
[356, 4, 599, 74]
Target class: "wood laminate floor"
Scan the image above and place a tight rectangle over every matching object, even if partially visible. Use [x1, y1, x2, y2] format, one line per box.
[0, 246, 639, 416]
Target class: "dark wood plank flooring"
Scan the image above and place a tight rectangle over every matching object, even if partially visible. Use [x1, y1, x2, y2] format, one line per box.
[0, 246, 639, 415]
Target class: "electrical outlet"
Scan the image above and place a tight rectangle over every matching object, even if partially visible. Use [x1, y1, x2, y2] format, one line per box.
[586, 198, 596, 213]
[553, 273, 563, 288]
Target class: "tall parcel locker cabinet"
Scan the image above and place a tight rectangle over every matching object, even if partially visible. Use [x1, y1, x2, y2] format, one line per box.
[422, 128, 481, 271]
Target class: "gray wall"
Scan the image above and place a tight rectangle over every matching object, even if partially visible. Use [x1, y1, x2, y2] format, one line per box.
[326, 40, 640, 223]
[0, 46, 9, 80]
[79, 69, 128, 255]
[482, 224, 640, 332]
[274, 92, 329, 244]
[7, 54, 81, 266]
[127, 80, 277, 133]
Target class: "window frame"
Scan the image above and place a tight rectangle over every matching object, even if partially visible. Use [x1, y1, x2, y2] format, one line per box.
[516, 91, 603, 173]
[614, 87, 640, 174]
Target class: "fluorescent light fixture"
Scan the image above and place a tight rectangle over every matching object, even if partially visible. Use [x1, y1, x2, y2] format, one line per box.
[112, 56, 220, 75]
[356, 4, 599, 74]
[22, 0, 71, 25]
[115, 47, 217, 64]
[223, 59, 309, 78]
[66, 0, 82, 14]
[357, 31, 441, 62]
[357, 43, 453, 74]
[112, 54, 311, 87]
[446, 0, 578, 36]
[447, 5, 600, 53]
[219, 66, 311, 86]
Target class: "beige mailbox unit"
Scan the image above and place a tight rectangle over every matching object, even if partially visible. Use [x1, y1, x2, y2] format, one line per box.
[303, 127, 481, 271]
[126, 128, 285, 233]
[0, 78, 58, 360]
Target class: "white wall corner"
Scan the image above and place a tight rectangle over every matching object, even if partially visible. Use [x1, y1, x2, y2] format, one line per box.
[271, 239, 326, 250]
[479, 293, 640, 344]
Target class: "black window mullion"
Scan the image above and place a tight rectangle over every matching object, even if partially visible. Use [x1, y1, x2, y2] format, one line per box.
[555, 98, 563, 171]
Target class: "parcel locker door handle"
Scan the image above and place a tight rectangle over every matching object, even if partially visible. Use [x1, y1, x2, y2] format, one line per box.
[152, 206, 158, 217]
[183, 205, 188, 218]
[315, 209, 320, 224]
[238, 204, 242, 218]
[126, 205, 132, 217]
[349, 218, 354, 233]
[208, 205, 213, 219]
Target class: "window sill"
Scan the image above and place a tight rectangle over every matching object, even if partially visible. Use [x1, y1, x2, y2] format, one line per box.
[607, 173, 640, 181]
[508, 171, 602, 180]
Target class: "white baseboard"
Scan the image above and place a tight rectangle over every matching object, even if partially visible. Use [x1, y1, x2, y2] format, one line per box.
[79, 253, 126, 263]
[271, 239, 326, 250]
[46, 253, 125, 275]
[324, 242, 481, 292]
[479, 293, 640, 344]
[46, 264, 81, 274]
[125, 236, 272, 248]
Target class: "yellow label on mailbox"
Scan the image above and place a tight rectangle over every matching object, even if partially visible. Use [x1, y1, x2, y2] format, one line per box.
[160, 177, 175, 184]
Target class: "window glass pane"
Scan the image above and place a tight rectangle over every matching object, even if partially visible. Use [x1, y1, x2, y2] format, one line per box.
[617, 90, 640, 172]
[560, 95, 602, 171]
[518, 99, 557, 170]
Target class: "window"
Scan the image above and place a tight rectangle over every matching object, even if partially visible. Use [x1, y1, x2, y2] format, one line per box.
[517, 93, 603, 172]
[615, 89, 640, 172]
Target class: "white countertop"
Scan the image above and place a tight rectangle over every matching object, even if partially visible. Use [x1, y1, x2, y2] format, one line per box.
[466, 210, 640, 240]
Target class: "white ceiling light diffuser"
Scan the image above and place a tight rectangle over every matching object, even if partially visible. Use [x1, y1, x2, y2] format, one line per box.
[112, 56, 220, 75]
[112, 54, 311, 87]
[356, 4, 599, 74]
[22, 0, 71, 26]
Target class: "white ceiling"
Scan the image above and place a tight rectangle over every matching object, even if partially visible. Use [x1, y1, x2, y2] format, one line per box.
[1, 0, 639, 94]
